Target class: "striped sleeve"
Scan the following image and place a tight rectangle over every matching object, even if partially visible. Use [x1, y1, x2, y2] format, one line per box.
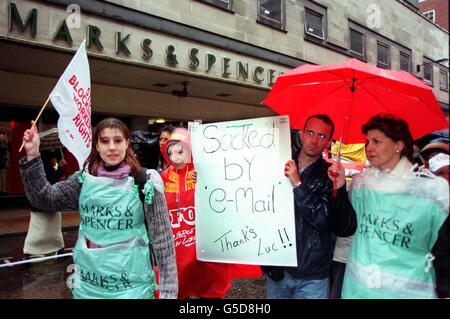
[144, 169, 178, 299]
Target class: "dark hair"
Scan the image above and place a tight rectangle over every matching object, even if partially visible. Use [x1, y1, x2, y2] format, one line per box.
[160, 124, 175, 135]
[83, 117, 141, 177]
[303, 114, 335, 140]
[362, 113, 414, 163]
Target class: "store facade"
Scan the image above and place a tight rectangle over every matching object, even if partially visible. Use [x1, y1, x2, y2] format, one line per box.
[0, 0, 297, 194]
[0, 0, 448, 195]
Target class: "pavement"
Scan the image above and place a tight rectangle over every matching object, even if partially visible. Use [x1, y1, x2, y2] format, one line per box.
[0, 195, 267, 299]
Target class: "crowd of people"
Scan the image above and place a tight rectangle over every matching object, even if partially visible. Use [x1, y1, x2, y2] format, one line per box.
[18, 111, 449, 299]
[0, 130, 10, 195]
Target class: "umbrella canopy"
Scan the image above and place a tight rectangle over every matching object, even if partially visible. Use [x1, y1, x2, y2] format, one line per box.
[39, 128, 62, 151]
[263, 58, 448, 144]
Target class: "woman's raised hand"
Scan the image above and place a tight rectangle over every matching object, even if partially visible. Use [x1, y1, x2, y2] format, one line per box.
[22, 121, 41, 161]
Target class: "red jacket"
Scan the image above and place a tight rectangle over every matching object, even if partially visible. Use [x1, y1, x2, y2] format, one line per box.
[161, 128, 260, 298]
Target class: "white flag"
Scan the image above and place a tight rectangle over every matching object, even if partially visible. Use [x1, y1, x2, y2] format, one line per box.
[50, 39, 91, 169]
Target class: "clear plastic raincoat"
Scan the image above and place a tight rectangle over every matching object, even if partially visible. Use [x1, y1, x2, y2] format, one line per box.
[342, 157, 449, 299]
[72, 174, 156, 299]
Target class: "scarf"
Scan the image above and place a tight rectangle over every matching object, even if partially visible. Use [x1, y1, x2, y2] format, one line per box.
[97, 161, 131, 179]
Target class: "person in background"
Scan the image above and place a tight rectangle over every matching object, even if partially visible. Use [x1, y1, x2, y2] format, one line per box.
[160, 127, 261, 298]
[427, 153, 449, 185]
[265, 114, 357, 299]
[420, 140, 449, 169]
[23, 155, 67, 258]
[19, 118, 177, 299]
[432, 213, 449, 298]
[157, 124, 175, 174]
[427, 152, 450, 298]
[418, 135, 449, 298]
[341, 113, 448, 299]
[46, 155, 67, 184]
[0, 130, 10, 194]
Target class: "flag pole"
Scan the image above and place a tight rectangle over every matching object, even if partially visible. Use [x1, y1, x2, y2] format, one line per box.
[18, 95, 51, 152]
[333, 77, 355, 197]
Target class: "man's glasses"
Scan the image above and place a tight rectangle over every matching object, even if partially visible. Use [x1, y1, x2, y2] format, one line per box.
[305, 130, 328, 141]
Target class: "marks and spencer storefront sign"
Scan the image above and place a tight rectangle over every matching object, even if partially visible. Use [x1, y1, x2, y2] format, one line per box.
[5, 1, 287, 87]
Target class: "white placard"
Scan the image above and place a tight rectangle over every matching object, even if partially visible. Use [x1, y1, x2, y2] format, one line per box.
[191, 116, 297, 266]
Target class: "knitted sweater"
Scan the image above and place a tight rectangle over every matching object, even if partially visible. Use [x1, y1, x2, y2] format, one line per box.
[19, 155, 178, 299]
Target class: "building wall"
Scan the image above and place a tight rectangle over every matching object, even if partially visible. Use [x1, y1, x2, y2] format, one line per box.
[104, 0, 449, 111]
[103, 0, 448, 64]
[1, 0, 448, 114]
[419, 0, 449, 31]
[1, 0, 289, 123]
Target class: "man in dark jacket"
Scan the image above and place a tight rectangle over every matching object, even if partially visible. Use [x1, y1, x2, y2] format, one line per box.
[432, 215, 449, 298]
[265, 114, 356, 299]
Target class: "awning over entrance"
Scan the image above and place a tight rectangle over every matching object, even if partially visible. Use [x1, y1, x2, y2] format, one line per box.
[0, 40, 277, 123]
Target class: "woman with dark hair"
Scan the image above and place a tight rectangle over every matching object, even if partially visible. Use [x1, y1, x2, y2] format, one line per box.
[81, 118, 142, 176]
[341, 113, 448, 299]
[19, 118, 177, 299]
[362, 112, 415, 165]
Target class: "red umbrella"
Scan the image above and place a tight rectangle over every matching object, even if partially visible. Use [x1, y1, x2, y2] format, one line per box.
[263, 58, 448, 144]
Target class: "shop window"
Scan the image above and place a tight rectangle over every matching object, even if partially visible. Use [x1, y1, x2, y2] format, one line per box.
[195, 0, 233, 11]
[377, 42, 390, 69]
[349, 28, 364, 58]
[400, 51, 410, 72]
[423, 62, 433, 85]
[305, 9, 324, 39]
[257, 0, 285, 30]
[439, 70, 448, 91]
